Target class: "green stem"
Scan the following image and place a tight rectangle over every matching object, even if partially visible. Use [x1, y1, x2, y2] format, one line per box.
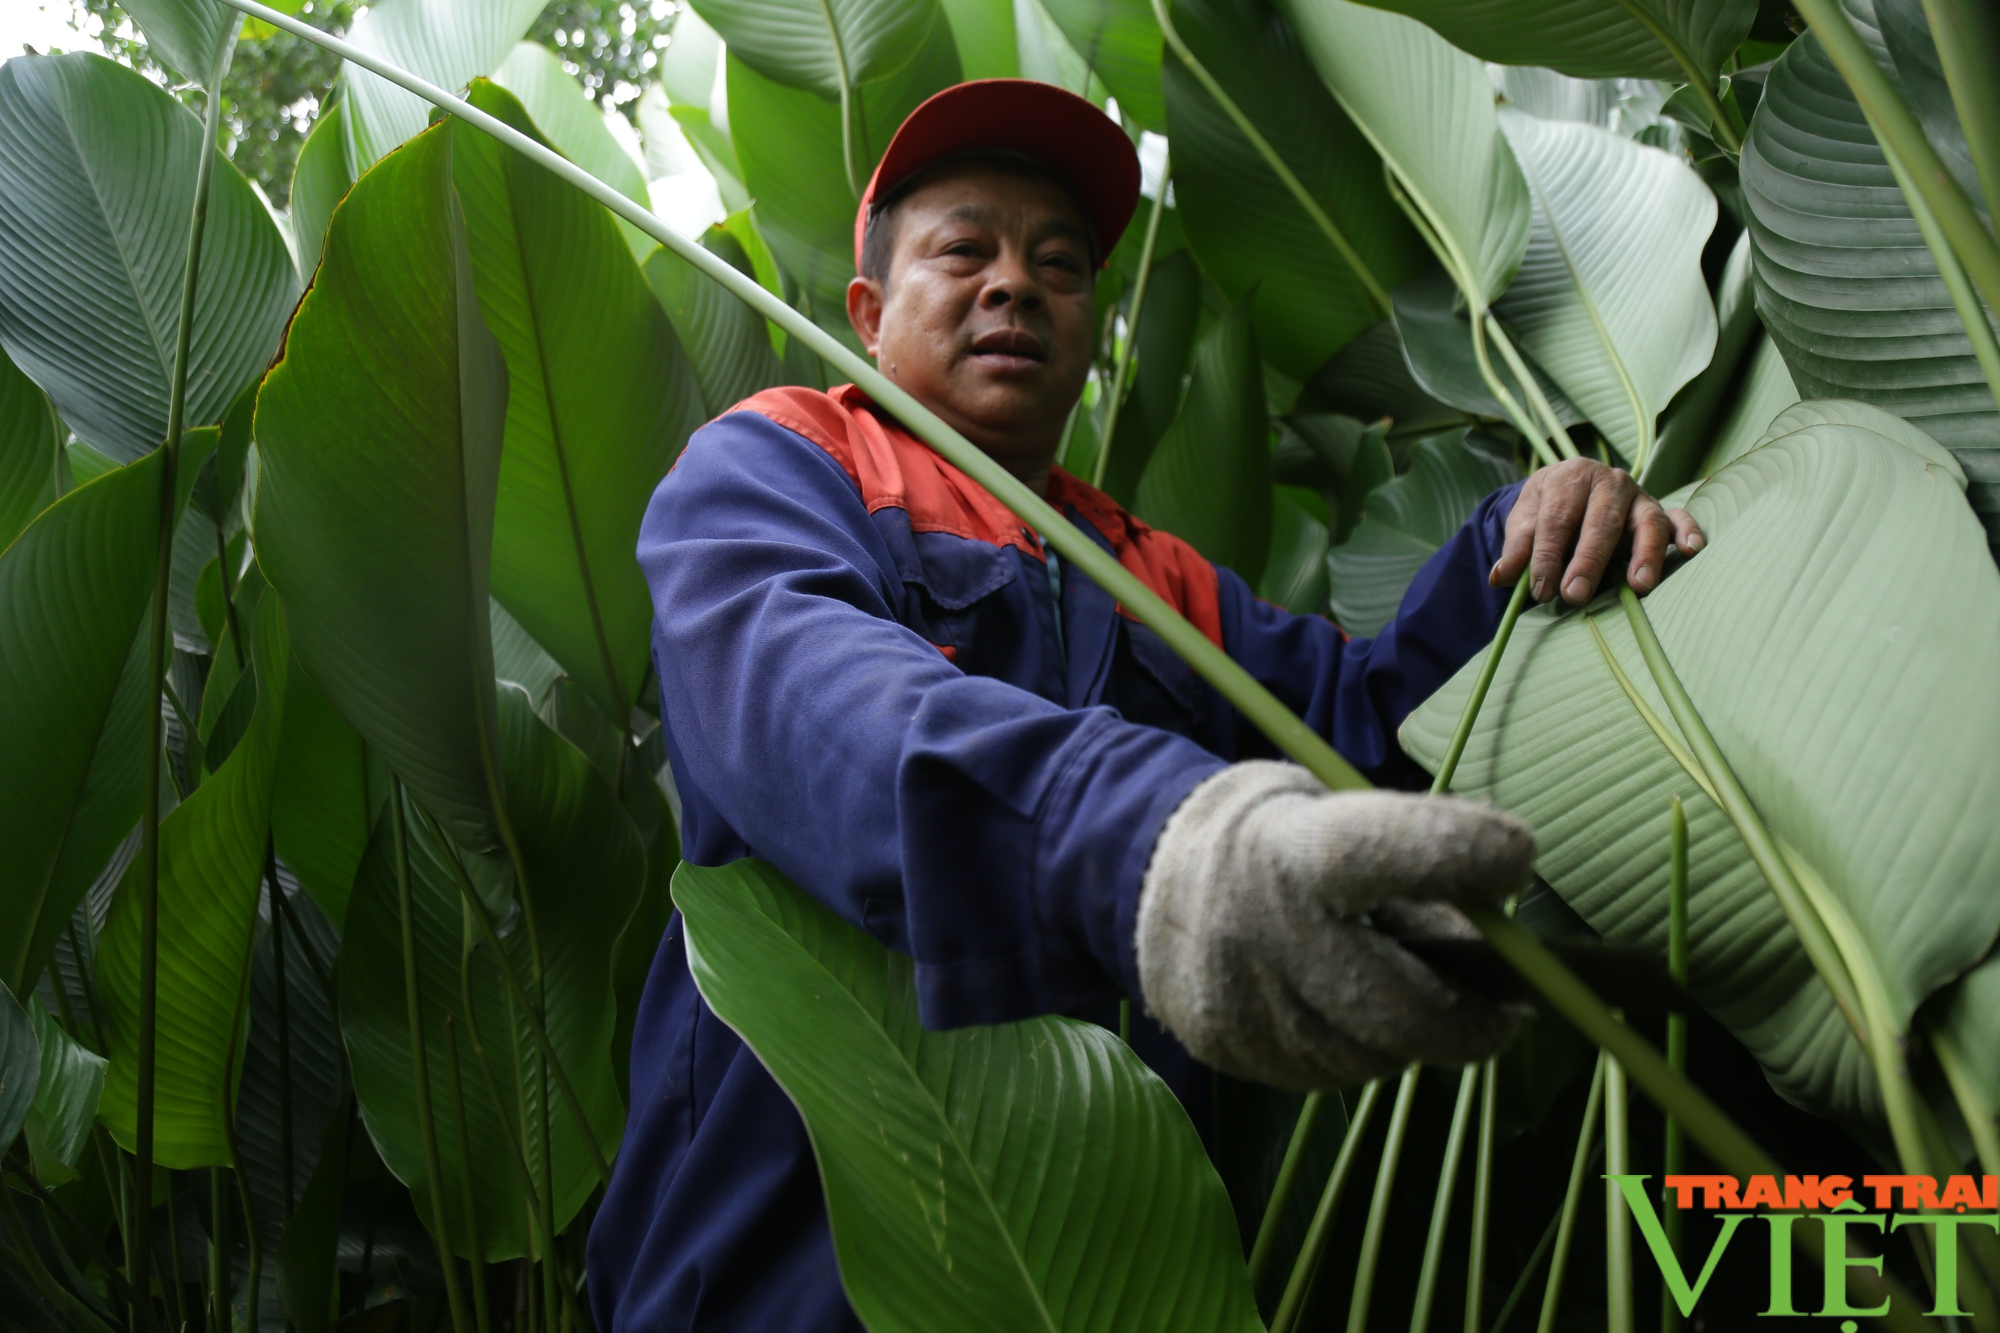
[1882, 137, 2000, 414]
[1603, 1052, 1632, 1333]
[1470, 906, 1928, 1333]
[1247, 1090, 1324, 1293]
[1463, 1058, 1498, 1333]
[1271, 1079, 1385, 1333]
[1483, 318, 1577, 460]
[1615, 587, 1932, 1179]
[419, 806, 614, 1186]
[1535, 1054, 1605, 1333]
[391, 784, 472, 1333]
[1662, 797, 1689, 1333]
[136, 32, 239, 1313]
[1410, 1064, 1481, 1333]
[1607, 0, 1739, 151]
[1918, 0, 2000, 228]
[1933, 1023, 2000, 1177]
[444, 1017, 495, 1333]
[1431, 572, 1532, 795]
[1791, 0, 2000, 314]
[1488, 1177, 1572, 1333]
[1345, 1066, 1422, 1333]
[1093, 156, 1170, 490]
[1148, 0, 1389, 317]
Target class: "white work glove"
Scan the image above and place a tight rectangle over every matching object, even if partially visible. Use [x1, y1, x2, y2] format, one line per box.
[1136, 761, 1535, 1090]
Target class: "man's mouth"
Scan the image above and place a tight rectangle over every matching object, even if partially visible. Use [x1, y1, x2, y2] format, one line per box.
[968, 328, 1046, 372]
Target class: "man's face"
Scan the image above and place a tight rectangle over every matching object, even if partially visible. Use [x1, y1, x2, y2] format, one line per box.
[846, 161, 1096, 480]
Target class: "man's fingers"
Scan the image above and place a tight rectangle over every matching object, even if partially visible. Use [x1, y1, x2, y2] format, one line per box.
[1668, 508, 1705, 555]
[1490, 479, 1541, 587]
[1556, 468, 1633, 604]
[1624, 496, 1672, 594]
[1527, 462, 1592, 601]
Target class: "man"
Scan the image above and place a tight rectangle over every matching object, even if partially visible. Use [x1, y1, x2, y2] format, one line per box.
[589, 80, 1701, 1330]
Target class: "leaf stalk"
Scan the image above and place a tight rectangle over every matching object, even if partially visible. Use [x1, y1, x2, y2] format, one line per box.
[1271, 1079, 1384, 1333]
[1345, 1065, 1421, 1333]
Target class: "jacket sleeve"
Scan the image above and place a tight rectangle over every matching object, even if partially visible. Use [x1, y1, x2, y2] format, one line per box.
[1217, 485, 1522, 789]
[640, 412, 1227, 1028]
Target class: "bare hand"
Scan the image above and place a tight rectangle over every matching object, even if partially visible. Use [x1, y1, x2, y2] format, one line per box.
[1488, 458, 1704, 604]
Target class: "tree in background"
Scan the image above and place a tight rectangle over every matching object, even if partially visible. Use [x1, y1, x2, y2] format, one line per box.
[69, 0, 671, 206]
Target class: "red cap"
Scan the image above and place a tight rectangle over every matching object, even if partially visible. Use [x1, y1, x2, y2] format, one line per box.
[854, 79, 1141, 272]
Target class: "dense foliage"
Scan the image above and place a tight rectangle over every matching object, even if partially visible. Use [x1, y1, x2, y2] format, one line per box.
[0, 0, 1996, 1329]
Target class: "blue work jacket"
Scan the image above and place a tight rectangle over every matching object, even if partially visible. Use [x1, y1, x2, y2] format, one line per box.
[588, 385, 1520, 1332]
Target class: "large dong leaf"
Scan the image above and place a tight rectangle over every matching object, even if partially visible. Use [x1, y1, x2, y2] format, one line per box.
[340, 0, 547, 170]
[255, 119, 509, 855]
[1326, 428, 1518, 636]
[0, 450, 166, 998]
[1493, 108, 1717, 469]
[1097, 248, 1201, 505]
[489, 43, 656, 262]
[1741, 4, 1999, 545]
[119, 0, 236, 85]
[289, 101, 354, 282]
[455, 83, 705, 731]
[99, 595, 290, 1167]
[1402, 403, 2000, 1122]
[691, 0, 938, 96]
[675, 857, 1263, 1333]
[1353, 0, 1755, 86]
[1037, 0, 1163, 130]
[23, 995, 106, 1186]
[0, 342, 62, 551]
[1134, 299, 1272, 586]
[0, 54, 297, 463]
[645, 233, 786, 420]
[726, 21, 961, 314]
[271, 663, 375, 930]
[1162, 0, 1426, 377]
[1275, 0, 1529, 309]
[1393, 269, 1581, 428]
[0, 980, 34, 1151]
[340, 688, 640, 1259]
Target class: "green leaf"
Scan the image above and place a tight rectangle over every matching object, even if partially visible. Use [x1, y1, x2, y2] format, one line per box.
[1259, 485, 1331, 614]
[278, 1086, 351, 1333]
[645, 233, 785, 419]
[1741, 16, 2000, 540]
[119, 0, 236, 85]
[339, 0, 547, 169]
[726, 21, 962, 312]
[1272, 411, 1392, 542]
[1694, 332, 1799, 480]
[1326, 428, 1518, 636]
[255, 118, 509, 855]
[99, 595, 291, 1168]
[693, 0, 940, 95]
[0, 342, 63, 552]
[1298, 320, 1467, 441]
[1492, 108, 1718, 470]
[0, 979, 36, 1151]
[453, 82, 705, 732]
[1644, 230, 1759, 495]
[1937, 953, 2000, 1117]
[1393, 270, 1579, 427]
[1015, 0, 1102, 97]
[1098, 248, 1200, 504]
[1402, 403, 2000, 1122]
[490, 597, 564, 705]
[489, 43, 656, 262]
[289, 100, 354, 283]
[0, 53, 298, 463]
[0, 448, 164, 997]
[937, 0, 1019, 79]
[1162, 0, 1426, 376]
[1275, 0, 1530, 308]
[675, 857, 1264, 1333]
[271, 664, 375, 930]
[23, 995, 107, 1185]
[1134, 298, 1273, 585]
[653, 9, 750, 211]
[340, 689, 641, 1259]
[1038, 0, 1164, 129]
[1354, 0, 1756, 86]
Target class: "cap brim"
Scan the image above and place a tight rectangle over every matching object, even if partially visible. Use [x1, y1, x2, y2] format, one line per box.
[854, 80, 1141, 272]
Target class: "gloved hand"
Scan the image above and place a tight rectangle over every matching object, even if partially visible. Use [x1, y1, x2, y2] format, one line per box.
[1136, 761, 1535, 1090]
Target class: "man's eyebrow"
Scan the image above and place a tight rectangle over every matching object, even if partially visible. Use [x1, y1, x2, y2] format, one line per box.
[940, 202, 1088, 242]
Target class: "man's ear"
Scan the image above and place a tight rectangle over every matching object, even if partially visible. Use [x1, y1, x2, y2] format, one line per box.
[846, 276, 886, 358]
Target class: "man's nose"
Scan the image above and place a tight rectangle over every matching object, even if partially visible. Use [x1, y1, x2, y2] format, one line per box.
[981, 249, 1042, 311]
